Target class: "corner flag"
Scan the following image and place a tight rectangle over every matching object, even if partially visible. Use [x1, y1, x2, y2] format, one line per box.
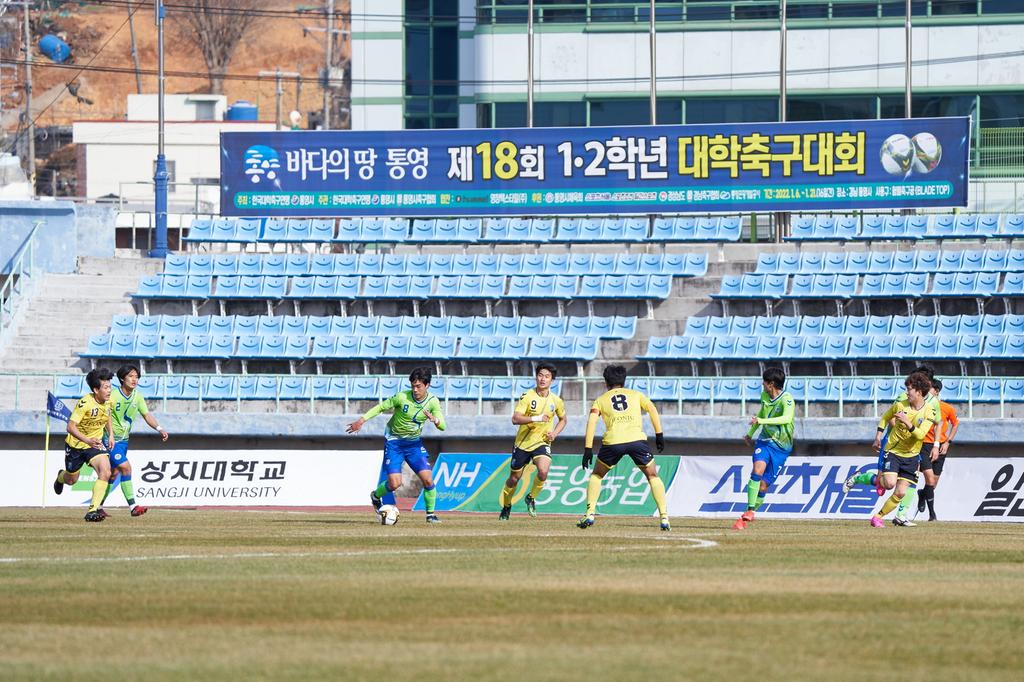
[43, 391, 72, 506]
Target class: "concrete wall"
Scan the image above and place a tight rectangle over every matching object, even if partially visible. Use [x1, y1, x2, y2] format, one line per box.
[0, 201, 77, 274]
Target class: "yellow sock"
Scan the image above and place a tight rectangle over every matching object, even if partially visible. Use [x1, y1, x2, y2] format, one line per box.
[500, 485, 516, 507]
[877, 493, 903, 518]
[88, 478, 107, 512]
[57, 470, 67, 484]
[529, 476, 545, 499]
[586, 474, 602, 516]
[648, 476, 668, 517]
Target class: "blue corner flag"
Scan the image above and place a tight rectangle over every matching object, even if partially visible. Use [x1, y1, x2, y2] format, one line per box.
[46, 392, 72, 423]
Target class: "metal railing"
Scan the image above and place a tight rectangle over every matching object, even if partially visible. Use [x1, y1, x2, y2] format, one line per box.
[7, 373, 1020, 420]
[0, 221, 42, 354]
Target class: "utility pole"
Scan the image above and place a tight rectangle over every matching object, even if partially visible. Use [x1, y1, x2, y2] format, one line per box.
[259, 69, 300, 130]
[323, 0, 333, 129]
[649, 0, 656, 125]
[151, 0, 167, 258]
[22, 0, 34, 188]
[526, 0, 533, 127]
[127, 1, 142, 94]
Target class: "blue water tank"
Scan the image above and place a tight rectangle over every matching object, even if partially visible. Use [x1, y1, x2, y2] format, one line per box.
[226, 100, 259, 121]
[39, 34, 71, 63]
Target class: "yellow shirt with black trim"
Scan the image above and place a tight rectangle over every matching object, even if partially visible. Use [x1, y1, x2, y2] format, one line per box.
[879, 399, 937, 458]
[65, 393, 111, 450]
[590, 387, 659, 446]
[513, 389, 565, 452]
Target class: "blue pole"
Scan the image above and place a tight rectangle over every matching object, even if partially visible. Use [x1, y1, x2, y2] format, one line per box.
[150, 0, 168, 258]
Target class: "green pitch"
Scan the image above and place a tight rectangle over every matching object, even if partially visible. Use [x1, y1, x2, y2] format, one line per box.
[2, 509, 1022, 681]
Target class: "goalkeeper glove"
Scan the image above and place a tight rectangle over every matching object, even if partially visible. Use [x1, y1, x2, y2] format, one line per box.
[582, 447, 593, 469]
[655, 433, 665, 453]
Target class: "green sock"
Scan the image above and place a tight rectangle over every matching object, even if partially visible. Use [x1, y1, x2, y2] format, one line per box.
[423, 487, 436, 514]
[896, 486, 916, 519]
[101, 481, 115, 506]
[753, 494, 766, 511]
[746, 479, 761, 509]
[373, 480, 389, 498]
[853, 472, 877, 486]
[120, 478, 136, 506]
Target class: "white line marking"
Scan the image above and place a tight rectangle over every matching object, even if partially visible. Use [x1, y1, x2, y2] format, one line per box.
[0, 548, 457, 564]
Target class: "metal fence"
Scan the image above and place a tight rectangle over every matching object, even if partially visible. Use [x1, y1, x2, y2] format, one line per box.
[0, 222, 41, 354]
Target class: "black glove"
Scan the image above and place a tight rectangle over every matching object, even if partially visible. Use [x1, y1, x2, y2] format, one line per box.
[655, 433, 665, 453]
[582, 447, 593, 469]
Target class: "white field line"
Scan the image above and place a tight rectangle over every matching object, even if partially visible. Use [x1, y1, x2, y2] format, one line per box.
[0, 536, 718, 565]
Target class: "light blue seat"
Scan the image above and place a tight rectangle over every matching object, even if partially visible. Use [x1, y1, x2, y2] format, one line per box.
[156, 333, 186, 359]
[651, 217, 675, 241]
[185, 218, 213, 242]
[891, 315, 913, 336]
[867, 252, 895, 274]
[357, 219, 385, 242]
[336, 218, 360, 243]
[357, 254, 383, 276]
[907, 215, 929, 236]
[211, 255, 238, 277]
[1002, 215, 1024, 237]
[801, 253, 825, 274]
[133, 333, 160, 358]
[262, 277, 287, 299]
[648, 378, 680, 401]
[379, 218, 408, 242]
[410, 219, 437, 242]
[929, 272, 956, 296]
[847, 336, 871, 359]
[184, 316, 211, 336]
[983, 334, 1008, 358]
[707, 317, 731, 336]
[821, 316, 844, 336]
[960, 314, 983, 335]
[954, 214, 982, 238]
[977, 272, 1000, 296]
[164, 254, 190, 275]
[776, 316, 800, 336]
[499, 218, 529, 242]
[962, 249, 986, 271]
[822, 252, 846, 274]
[835, 216, 858, 239]
[234, 218, 260, 242]
[892, 251, 916, 273]
[432, 336, 458, 359]
[799, 315, 825, 336]
[824, 336, 848, 357]
[310, 336, 337, 359]
[82, 333, 111, 357]
[839, 377, 876, 402]
[859, 215, 885, 240]
[256, 316, 284, 336]
[555, 218, 583, 242]
[540, 316, 568, 337]
[260, 218, 287, 242]
[638, 336, 670, 359]
[532, 218, 558, 242]
[914, 250, 939, 272]
[599, 218, 625, 241]
[931, 215, 956, 237]
[753, 316, 778, 336]
[786, 274, 814, 298]
[211, 218, 239, 241]
[789, 217, 816, 240]
[623, 217, 648, 241]
[201, 375, 234, 400]
[1002, 272, 1024, 296]
[866, 315, 892, 336]
[483, 218, 511, 241]
[845, 252, 869, 274]
[334, 336, 359, 358]
[983, 250, 1009, 272]
[284, 219, 312, 242]
[182, 334, 211, 358]
[685, 317, 710, 336]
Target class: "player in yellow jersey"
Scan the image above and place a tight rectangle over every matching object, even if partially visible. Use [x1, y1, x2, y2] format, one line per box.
[577, 365, 670, 531]
[844, 371, 937, 528]
[498, 363, 568, 520]
[52, 368, 116, 522]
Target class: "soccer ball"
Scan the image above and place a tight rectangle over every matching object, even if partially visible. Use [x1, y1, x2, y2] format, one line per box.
[378, 504, 400, 526]
[911, 132, 942, 174]
[880, 134, 915, 175]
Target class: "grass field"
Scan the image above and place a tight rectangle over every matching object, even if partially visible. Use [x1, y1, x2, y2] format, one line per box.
[2, 508, 1023, 682]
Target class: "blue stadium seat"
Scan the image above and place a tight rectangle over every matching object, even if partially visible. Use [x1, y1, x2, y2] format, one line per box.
[822, 252, 846, 274]
[706, 316, 730, 336]
[954, 214, 982, 237]
[789, 217, 815, 240]
[867, 252, 895, 274]
[750, 316, 775, 336]
[866, 315, 892, 336]
[432, 336, 458, 359]
[358, 219, 385, 242]
[779, 337, 805, 360]
[859, 215, 885, 240]
[211, 255, 237, 277]
[775, 316, 800, 336]
[938, 250, 963, 272]
[930, 215, 955, 237]
[283, 219, 311, 242]
[132, 333, 160, 358]
[821, 316, 844, 336]
[180, 333, 210, 359]
[233, 218, 260, 242]
[495, 218, 527, 242]
[679, 378, 712, 401]
[685, 316, 710, 336]
[799, 315, 825, 336]
[929, 272, 956, 297]
[185, 218, 213, 242]
[211, 218, 238, 242]
[824, 336, 848, 357]
[334, 336, 359, 358]
[183, 316, 210, 336]
[260, 218, 287, 242]
[840, 377, 877, 402]
[579, 218, 604, 242]
[1003, 215, 1024, 237]
[1002, 272, 1024, 296]
[336, 218, 360, 243]
[531, 218, 558, 241]
[914, 250, 939, 272]
[962, 249, 986, 271]
[623, 217, 649, 241]
[257, 316, 284, 336]
[982, 250, 1009, 272]
[638, 336, 670, 360]
[890, 315, 913, 336]
[892, 251, 916, 273]
[555, 218, 583, 242]
[960, 314, 983, 334]
[306, 219, 334, 242]
[382, 218, 410, 242]
[410, 219, 437, 242]
[801, 253, 825, 274]
[310, 336, 336, 359]
[164, 254, 189, 276]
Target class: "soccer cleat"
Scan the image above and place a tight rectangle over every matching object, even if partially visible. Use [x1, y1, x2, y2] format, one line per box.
[53, 476, 64, 496]
[875, 483, 886, 497]
[741, 510, 755, 523]
[917, 495, 927, 514]
[731, 518, 747, 530]
[842, 475, 857, 494]
[84, 510, 105, 522]
[425, 514, 441, 524]
[98, 508, 109, 520]
[928, 513, 938, 522]
[525, 495, 537, 518]
[370, 490, 382, 512]
[660, 517, 671, 532]
[130, 506, 148, 517]
[870, 516, 885, 528]
[892, 517, 916, 527]
[498, 505, 511, 521]
[576, 515, 595, 529]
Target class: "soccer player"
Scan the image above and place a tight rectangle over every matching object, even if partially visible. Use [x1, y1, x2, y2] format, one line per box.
[576, 364, 669, 531]
[844, 372, 937, 527]
[101, 364, 169, 517]
[347, 367, 445, 523]
[499, 363, 567, 521]
[916, 378, 958, 521]
[52, 368, 116, 522]
[732, 366, 795, 531]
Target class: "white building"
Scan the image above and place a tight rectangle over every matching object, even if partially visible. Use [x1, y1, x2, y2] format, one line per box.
[73, 94, 275, 209]
[350, 0, 1024, 156]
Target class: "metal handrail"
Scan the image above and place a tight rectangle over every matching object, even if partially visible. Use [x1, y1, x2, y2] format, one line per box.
[7, 372, 1019, 420]
[0, 221, 42, 353]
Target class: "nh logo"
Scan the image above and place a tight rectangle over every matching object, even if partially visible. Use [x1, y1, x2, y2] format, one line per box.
[436, 461, 481, 489]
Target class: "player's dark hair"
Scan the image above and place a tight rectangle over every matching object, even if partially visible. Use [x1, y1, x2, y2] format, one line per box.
[116, 364, 141, 382]
[931, 377, 943, 391]
[762, 366, 786, 390]
[86, 368, 113, 391]
[905, 371, 932, 396]
[409, 366, 432, 386]
[536, 362, 557, 379]
[603, 364, 627, 388]
[910, 364, 935, 380]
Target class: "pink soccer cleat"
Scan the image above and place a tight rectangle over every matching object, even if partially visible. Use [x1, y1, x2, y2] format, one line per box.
[870, 516, 885, 528]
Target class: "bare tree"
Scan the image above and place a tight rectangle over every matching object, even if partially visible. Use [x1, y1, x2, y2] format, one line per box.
[171, 1, 263, 94]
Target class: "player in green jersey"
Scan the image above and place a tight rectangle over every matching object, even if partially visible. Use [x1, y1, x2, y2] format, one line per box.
[347, 367, 446, 523]
[733, 367, 795, 530]
[102, 364, 169, 516]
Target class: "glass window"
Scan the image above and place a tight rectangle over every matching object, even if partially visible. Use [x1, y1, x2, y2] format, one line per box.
[432, 26, 459, 96]
[686, 98, 778, 124]
[983, 0, 1024, 15]
[832, 3, 881, 18]
[477, 103, 492, 128]
[931, 0, 979, 15]
[495, 102, 527, 128]
[980, 94, 1024, 128]
[912, 94, 977, 119]
[788, 96, 876, 121]
[405, 25, 430, 97]
[589, 99, 682, 126]
[535, 101, 587, 127]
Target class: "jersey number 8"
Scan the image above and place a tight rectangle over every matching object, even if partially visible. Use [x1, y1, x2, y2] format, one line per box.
[611, 395, 628, 411]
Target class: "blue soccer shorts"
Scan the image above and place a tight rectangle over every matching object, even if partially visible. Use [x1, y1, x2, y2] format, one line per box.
[382, 438, 430, 476]
[752, 439, 791, 486]
[109, 441, 130, 469]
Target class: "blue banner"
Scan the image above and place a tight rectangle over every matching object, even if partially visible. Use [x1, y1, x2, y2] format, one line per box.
[220, 117, 969, 217]
[46, 391, 71, 422]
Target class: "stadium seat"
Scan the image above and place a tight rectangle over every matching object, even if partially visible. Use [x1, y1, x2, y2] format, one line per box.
[185, 218, 213, 242]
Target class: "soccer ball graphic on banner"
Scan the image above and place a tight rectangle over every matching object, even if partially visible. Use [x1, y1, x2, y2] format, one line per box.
[911, 132, 942, 173]
[378, 505, 400, 526]
[879, 134, 915, 175]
